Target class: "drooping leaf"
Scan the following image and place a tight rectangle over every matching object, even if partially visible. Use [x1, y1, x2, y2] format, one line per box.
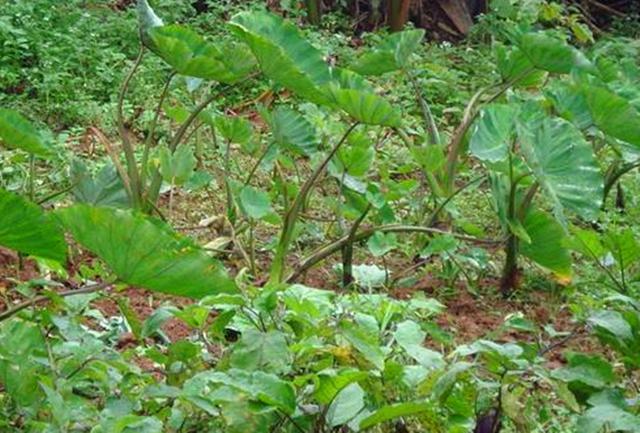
[0, 109, 52, 157]
[584, 85, 640, 148]
[360, 401, 432, 429]
[156, 143, 197, 185]
[495, 45, 547, 87]
[545, 83, 593, 130]
[150, 25, 254, 83]
[588, 310, 634, 341]
[519, 32, 591, 74]
[229, 11, 332, 104]
[518, 116, 603, 221]
[469, 104, 516, 162]
[333, 132, 375, 177]
[0, 189, 67, 262]
[519, 210, 572, 279]
[269, 107, 319, 156]
[56, 205, 236, 298]
[327, 87, 402, 127]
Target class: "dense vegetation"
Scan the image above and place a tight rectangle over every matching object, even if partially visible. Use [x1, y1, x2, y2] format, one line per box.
[1, 1, 639, 432]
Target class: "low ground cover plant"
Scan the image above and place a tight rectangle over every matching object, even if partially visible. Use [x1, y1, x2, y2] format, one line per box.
[0, 1, 639, 432]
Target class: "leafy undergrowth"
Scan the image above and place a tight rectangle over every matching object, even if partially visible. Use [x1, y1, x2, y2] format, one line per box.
[1, 0, 640, 432]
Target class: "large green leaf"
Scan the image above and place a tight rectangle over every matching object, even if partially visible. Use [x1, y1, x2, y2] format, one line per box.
[552, 352, 616, 389]
[150, 25, 254, 83]
[327, 87, 402, 127]
[0, 109, 52, 157]
[469, 104, 516, 162]
[56, 205, 236, 298]
[269, 107, 319, 156]
[314, 369, 368, 405]
[519, 33, 590, 74]
[352, 29, 425, 76]
[495, 45, 547, 87]
[229, 11, 332, 104]
[518, 116, 603, 221]
[584, 85, 640, 148]
[604, 229, 640, 271]
[546, 83, 593, 130]
[0, 189, 67, 262]
[519, 210, 572, 279]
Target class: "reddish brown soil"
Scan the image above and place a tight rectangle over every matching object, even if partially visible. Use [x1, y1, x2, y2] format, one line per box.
[93, 287, 194, 342]
[0, 242, 596, 367]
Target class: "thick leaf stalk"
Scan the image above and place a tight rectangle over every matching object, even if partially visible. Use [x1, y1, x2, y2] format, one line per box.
[269, 123, 359, 284]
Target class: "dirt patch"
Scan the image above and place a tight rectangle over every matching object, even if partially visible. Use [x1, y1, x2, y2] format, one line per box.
[93, 287, 194, 342]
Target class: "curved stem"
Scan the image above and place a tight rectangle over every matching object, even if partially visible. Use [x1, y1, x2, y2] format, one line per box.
[117, 44, 146, 209]
[443, 67, 536, 193]
[244, 141, 276, 186]
[406, 70, 440, 145]
[145, 87, 228, 210]
[140, 72, 176, 187]
[602, 159, 640, 208]
[286, 224, 502, 283]
[0, 282, 112, 322]
[428, 175, 486, 225]
[269, 123, 359, 284]
[342, 204, 371, 288]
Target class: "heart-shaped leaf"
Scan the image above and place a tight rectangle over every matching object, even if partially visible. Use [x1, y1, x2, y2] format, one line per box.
[518, 115, 603, 221]
[150, 25, 254, 83]
[56, 205, 236, 298]
[469, 104, 516, 162]
[519, 210, 572, 279]
[327, 87, 401, 127]
[269, 107, 319, 156]
[230, 11, 332, 104]
[0, 109, 52, 157]
[0, 189, 67, 262]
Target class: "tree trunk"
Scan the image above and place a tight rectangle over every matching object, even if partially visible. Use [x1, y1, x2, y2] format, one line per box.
[305, 0, 322, 25]
[388, 0, 411, 31]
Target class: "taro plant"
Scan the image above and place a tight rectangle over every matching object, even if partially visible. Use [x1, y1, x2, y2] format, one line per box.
[113, 0, 257, 212]
[227, 11, 406, 285]
[465, 31, 640, 295]
[0, 109, 67, 265]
